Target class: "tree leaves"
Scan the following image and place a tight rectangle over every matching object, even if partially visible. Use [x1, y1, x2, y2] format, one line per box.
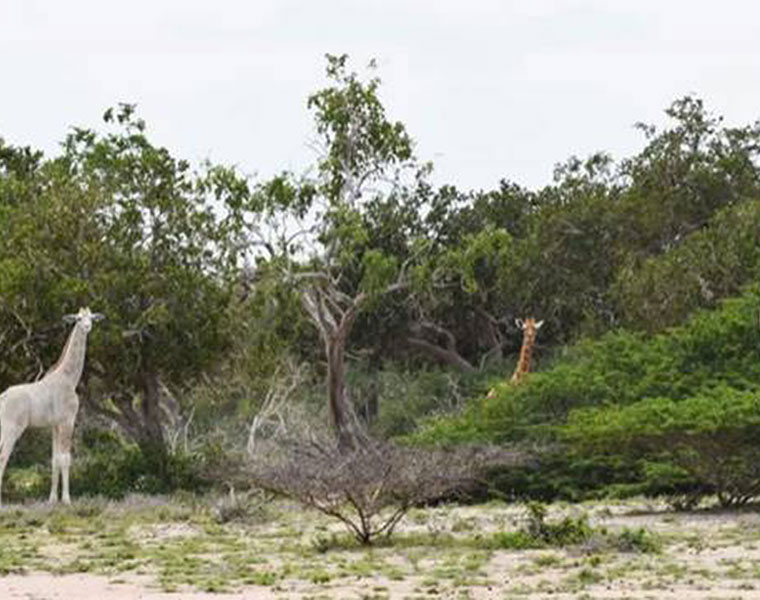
[0, 106, 252, 452]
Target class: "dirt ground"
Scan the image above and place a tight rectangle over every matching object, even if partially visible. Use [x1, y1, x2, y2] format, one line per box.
[3, 498, 760, 599]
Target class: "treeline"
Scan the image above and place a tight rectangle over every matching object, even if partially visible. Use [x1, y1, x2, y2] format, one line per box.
[1, 55, 759, 502]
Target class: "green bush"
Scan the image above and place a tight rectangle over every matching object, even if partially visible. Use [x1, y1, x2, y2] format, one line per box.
[413, 288, 760, 447]
[601, 461, 706, 510]
[2, 465, 49, 503]
[72, 428, 210, 499]
[484, 505, 659, 553]
[565, 388, 760, 506]
[523, 502, 593, 545]
[2, 424, 222, 503]
[494, 453, 648, 503]
[612, 527, 662, 553]
[5, 428, 50, 468]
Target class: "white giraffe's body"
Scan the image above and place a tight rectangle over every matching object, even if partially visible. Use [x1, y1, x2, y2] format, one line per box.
[0, 307, 102, 506]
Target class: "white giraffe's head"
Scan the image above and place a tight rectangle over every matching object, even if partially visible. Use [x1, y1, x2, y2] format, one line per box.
[62, 307, 105, 333]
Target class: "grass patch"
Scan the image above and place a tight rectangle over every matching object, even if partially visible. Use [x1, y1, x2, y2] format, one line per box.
[0, 495, 746, 597]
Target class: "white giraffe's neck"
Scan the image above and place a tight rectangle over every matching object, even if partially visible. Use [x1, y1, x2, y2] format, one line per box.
[49, 324, 88, 385]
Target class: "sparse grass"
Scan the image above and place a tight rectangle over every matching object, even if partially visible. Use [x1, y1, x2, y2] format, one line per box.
[1, 495, 759, 596]
[532, 552, 563, 568]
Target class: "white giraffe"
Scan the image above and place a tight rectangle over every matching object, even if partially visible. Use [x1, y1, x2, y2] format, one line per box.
[0, 307, 103, 506]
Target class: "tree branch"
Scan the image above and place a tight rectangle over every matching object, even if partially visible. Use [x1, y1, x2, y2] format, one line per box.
[406, 336, 475, 373]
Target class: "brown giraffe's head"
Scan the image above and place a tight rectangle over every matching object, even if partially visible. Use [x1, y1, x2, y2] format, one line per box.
[515, 317, 543, 343]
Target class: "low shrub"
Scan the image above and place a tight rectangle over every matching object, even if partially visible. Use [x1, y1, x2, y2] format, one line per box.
[613, 527, 662, 554]
[565, 388, 760, 506]
[72, 428, 211, 499]
[483, 450, 644, 503]
[485, 502, 659, 553]
[2, 425, 214, 502]
[2, 465, 49, 503]
[523, 501, 593, 546]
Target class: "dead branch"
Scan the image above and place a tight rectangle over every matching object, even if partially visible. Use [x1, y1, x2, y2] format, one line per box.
[247, 359, 308, 457]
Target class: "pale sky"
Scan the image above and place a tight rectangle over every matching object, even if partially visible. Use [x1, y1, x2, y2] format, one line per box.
[1, 0, 759, 191]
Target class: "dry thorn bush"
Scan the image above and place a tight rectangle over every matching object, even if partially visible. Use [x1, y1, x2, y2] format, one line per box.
[248, 427, 524, 545]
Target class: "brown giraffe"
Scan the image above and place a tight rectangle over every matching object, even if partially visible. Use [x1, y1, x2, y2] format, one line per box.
[487, 317, 543, 398]
[510, 317, 543, 383]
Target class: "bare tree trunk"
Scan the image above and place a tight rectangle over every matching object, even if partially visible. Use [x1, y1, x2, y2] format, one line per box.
[326, 331, 362, 452]
[302, 285, 370, 453]
[137, 370, 169, 476]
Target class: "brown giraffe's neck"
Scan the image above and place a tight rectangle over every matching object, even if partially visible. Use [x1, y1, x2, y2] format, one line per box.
[510, 328, 537, 384]
[486, 318, 542, 399]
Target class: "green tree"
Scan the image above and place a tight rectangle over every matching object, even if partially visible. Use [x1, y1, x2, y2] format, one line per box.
[612, 199, 760, 332]
[254, 55, 429, 450]
[0, 105, 249, 473]
[618, 96, 760, 258]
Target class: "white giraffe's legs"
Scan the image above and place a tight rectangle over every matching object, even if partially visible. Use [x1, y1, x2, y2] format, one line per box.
[0, 424, 24, 507]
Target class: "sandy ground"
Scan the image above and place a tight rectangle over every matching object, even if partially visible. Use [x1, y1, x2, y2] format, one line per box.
[4, 500, 760, 599]
[2, 573, 222, 600]
[2, 572, 506, 599]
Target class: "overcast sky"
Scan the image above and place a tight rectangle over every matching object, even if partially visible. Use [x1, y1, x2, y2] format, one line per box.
[1, 0, 759, 191]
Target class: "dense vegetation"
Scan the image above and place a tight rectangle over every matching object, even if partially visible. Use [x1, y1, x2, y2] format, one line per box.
[1, 55, 759, 508]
